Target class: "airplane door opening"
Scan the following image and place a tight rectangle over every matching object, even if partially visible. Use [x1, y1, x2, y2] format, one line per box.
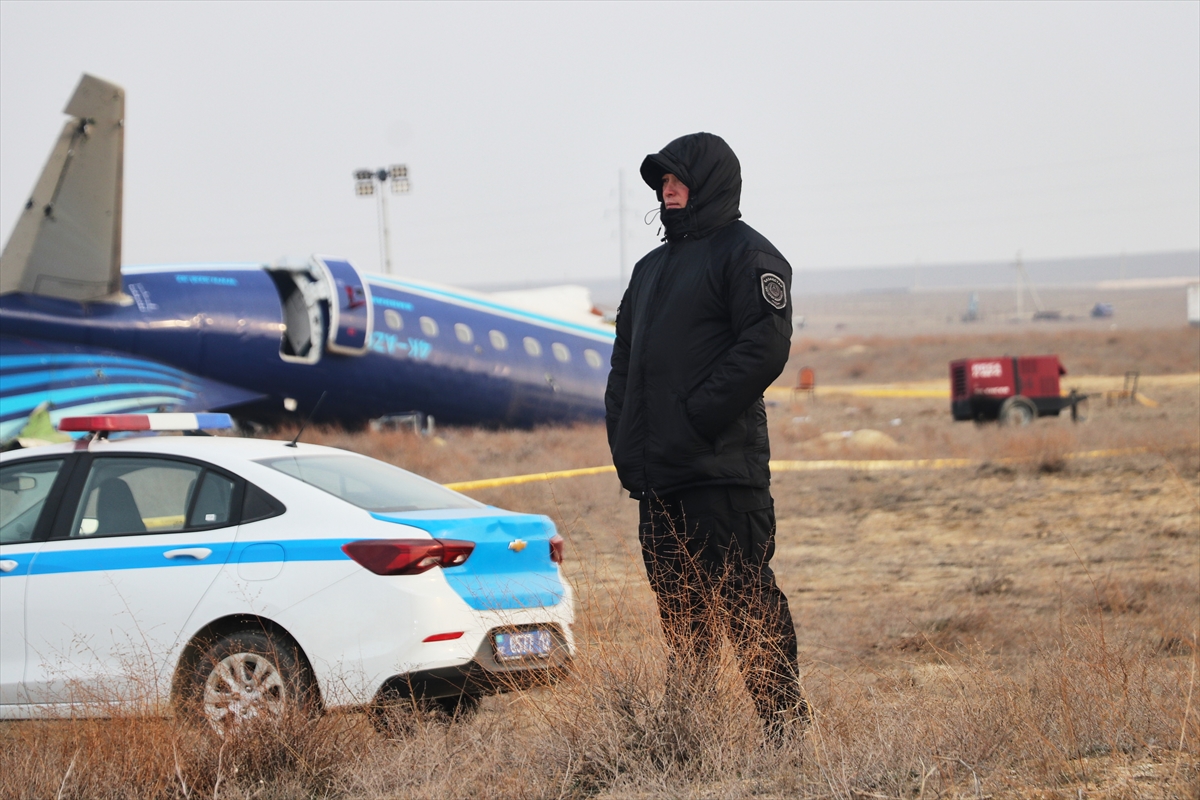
[316, 257, 373, 356]
[267, 264, 326, 365]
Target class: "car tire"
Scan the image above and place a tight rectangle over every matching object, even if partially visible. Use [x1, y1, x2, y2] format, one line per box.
[368, 690, 481, 738]
[181, 629, 316, 735]
[999, 396, 1037, 426]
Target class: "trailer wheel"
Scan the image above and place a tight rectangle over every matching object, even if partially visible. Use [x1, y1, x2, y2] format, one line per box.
[999, 396, 1037, 426]
[1070, 393, 1090, 423]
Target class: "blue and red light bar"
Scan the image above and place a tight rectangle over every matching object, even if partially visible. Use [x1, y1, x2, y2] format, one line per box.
[58, 413, 234, 433]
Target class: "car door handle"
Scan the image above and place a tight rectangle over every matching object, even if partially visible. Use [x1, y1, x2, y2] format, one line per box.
[164, 548, 212, 561]
[0, 560, 18, 573]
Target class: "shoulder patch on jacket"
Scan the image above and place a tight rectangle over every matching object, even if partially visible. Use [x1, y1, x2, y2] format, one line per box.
[759, 271, 788, 311]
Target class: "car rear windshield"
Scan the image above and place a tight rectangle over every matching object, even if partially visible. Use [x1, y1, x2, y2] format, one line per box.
[258, 454, 480, 512]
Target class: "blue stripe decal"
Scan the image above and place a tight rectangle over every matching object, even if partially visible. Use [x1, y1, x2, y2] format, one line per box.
[11, 539, 356, 577]
[372, 511, 564, 610]
[0, 354, 192, 377]
[369, 276, 616, 342]
[28, 543, 236, 574]
[0, 367, 193, 393]
[0, 552, 36, 575]
[0, 384, 195, 419]
[6, 524, 564, 611]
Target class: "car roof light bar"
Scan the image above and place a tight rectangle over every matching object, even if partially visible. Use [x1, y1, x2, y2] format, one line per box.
[58, 413, 234, 433]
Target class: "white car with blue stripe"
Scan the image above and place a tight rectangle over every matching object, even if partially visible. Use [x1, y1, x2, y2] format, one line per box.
[0, 414, 573, 732]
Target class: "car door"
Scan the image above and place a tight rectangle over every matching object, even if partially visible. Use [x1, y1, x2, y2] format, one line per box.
[0, 455, 71, 710]
[22, 454, 241, 711]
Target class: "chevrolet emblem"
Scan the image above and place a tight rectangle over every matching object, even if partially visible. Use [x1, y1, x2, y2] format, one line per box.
[508, 539, 527, 553]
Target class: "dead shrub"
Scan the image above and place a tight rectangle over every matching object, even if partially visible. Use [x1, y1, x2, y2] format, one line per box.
[1092, 576, 1149, 615]
[968, 573, 1014, 596]
[0, 708, 361, 800]
[896, 612, 992, 653]
[993, 426, 1076, 472]
[843, 361, 870, 379]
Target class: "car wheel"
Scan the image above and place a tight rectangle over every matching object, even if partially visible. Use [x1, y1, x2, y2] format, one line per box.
[999, 396, 1036, 426]
[183, 629, 315, 735]
[369, 690, 481, 738]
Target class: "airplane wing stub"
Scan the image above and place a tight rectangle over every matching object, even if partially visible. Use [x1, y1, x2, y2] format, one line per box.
[0, 74, 126, 303]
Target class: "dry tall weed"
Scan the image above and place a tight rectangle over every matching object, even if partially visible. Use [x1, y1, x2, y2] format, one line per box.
[4, 357, 1196, 797]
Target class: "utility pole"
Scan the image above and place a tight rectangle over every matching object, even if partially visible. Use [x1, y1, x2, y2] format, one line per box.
[618, 169, 628, 289]
[1015, 251, 1023, 321]
[354, 165, 410, 275]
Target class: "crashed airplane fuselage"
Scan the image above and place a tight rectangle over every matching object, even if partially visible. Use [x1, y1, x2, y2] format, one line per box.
[0, 75, 614, 438]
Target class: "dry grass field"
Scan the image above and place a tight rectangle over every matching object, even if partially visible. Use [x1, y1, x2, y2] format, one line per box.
[2, 327, 1197, 799]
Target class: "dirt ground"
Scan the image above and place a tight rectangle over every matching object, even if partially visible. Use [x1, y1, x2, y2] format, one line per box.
[3, 327, 1197, 799]
[292, 326, 1200, 798]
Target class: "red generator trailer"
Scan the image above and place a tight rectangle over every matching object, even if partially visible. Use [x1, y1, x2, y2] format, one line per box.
[950, 355, 1087, 425]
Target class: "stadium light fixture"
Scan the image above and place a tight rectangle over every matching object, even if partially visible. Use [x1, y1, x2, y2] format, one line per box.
[353, 164, 411, 275]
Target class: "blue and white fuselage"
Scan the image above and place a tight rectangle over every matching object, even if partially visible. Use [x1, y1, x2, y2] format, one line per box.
[0, 258, 614, 437]
[0, 75, 613, 437]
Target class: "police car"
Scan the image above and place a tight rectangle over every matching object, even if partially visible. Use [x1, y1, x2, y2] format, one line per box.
[0, 414, 573, 732]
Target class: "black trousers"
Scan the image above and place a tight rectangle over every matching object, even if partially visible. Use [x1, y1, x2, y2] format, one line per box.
[638, 486, 802, 722]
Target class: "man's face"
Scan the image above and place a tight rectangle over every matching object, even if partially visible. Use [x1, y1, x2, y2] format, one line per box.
[662, 173, 689, 209]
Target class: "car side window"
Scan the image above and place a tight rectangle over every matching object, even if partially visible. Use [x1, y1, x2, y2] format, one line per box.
[188, 471, 236, 528]
[240, 482, 286, 523]
[0, 458, 65, 543]
[70, 457, 204, 537]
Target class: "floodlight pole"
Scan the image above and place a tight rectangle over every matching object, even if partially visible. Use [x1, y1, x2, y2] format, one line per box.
[353, 165, 410, 276]
[376, 170, 393, 275]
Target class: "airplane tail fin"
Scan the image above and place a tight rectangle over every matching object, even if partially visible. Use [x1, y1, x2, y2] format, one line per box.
[0, 74, 125, 302]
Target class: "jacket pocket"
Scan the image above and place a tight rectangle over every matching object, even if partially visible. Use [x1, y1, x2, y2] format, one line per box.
[712, 413, 747, 456]
[655, 391, 711, 459]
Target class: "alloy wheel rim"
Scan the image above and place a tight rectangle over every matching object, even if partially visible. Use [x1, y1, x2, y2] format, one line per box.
[203, 651, 287, 733]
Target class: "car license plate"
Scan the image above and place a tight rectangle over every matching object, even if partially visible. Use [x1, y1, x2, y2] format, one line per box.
[493, 629, 553, 661]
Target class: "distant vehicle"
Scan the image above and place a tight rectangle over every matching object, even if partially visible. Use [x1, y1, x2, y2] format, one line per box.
[0, 413, 573, 732]
[0, 74, 613, 439]
[950, 355, 1087, 424]
[1091, 302, 1114, 318]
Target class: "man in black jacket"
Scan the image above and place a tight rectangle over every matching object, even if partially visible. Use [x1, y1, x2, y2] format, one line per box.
[605, 132, 806, 738]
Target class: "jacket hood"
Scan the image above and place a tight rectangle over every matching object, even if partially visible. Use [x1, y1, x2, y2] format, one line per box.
[640, 132, 741, 241]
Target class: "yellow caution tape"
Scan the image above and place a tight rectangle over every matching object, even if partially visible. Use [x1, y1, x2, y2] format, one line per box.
[769, 458, 975, 471]
[443, 448, 1148, 490]
[765, 373, 1198, 402]
[444, 465, 617, 491]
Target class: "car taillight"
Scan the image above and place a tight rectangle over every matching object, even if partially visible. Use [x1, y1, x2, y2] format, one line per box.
[341, 539, 475, 575]
[549, 534, 564, 565]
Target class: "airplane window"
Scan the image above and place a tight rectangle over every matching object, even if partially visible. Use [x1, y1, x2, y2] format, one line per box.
[523, 337, 542, 357]
[552, 343, 571, 363]
[489, 330, 508, 350]
[584, 349, 604, 369]
[420, 317, 439, 337]
[384, 309, 403, 330]
[454, 323, 474, 344]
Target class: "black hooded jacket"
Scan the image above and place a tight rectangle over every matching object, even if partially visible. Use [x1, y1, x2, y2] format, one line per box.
[605, 133, 793, 497]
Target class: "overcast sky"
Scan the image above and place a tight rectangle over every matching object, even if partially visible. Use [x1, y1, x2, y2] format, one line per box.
[1, 1, 1197, 287]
